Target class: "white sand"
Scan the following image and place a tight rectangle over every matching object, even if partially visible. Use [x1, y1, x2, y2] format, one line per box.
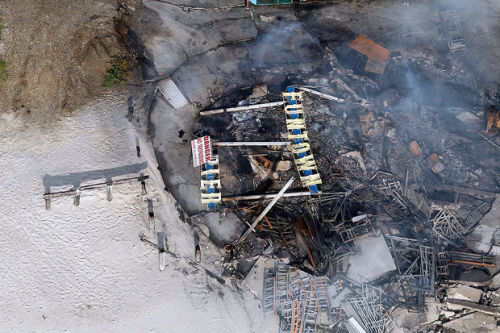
[0, 92, 269, 332]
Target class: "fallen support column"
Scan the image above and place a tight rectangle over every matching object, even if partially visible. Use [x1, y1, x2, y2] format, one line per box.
[236, 177, 294, 244]
[297, 86, 345, 102]
[213, 141, 290, 147]
[200, 101, 285, 116]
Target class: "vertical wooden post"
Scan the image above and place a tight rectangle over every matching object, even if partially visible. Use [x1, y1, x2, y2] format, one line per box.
[73, 189, 80, 206]
[157, 232, 166, 272]
[194, 232, 201, 263]
[147, 199, 155, 230]
[136, 137, 141, 157]
[107, 185, 113, 201]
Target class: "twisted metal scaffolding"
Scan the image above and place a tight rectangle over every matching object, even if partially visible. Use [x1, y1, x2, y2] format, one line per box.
[264, 262, 331, 333]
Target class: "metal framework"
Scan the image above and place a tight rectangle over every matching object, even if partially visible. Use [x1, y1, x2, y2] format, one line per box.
[379, 180, 408, 211]
[431, 206, 466, 243]
[339, 218, 377, 248]
[263, 267, 276, 313]
[436, 251, 450, 276]
[342, 284, 394, 333]
[266, 262, 330, 333]
[386, 236, 436, 310]
[440, 9, 466, 52]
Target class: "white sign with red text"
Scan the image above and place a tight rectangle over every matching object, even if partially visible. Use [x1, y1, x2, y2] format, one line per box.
[191, 136, 212, 167]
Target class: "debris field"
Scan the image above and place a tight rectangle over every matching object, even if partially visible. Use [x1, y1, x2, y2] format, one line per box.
[164, 3, 500, 331]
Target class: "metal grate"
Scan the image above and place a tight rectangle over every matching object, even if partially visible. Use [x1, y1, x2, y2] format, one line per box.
[157, 78, 189, 110]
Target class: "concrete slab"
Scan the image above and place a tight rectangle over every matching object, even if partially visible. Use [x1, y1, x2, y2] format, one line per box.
[442, 312, 497, 333]
[448, 285, 483, 303]
[346, 235, 396, 283]
[465, 194, 500, 255]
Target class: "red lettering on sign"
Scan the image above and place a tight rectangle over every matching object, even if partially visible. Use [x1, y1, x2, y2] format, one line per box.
[191, 136, 212, 167]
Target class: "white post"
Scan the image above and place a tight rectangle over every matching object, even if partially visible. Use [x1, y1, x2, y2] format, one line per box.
[200, 101, 286, 116]
[213, 142, 290, 147]
[297, 86, 345, 102]
[107, 185, 113, 201]
[223, 191, 321, 201]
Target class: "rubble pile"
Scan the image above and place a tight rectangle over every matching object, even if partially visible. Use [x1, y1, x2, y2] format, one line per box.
[196, 35, 499, 330]
[137, 2, 500, 332]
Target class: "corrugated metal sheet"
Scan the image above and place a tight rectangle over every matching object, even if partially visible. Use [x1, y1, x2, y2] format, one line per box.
[157, 78, 189, 110]
[349, 35, 390, 63]
[349, 35, 390, 75]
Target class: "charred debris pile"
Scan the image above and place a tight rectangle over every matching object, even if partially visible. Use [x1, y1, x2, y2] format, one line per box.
[190, 26, 500, 332]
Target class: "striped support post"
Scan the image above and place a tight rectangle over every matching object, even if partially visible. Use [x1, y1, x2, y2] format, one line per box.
[283, 86, 322, 193]
[200, 156, 222, 211]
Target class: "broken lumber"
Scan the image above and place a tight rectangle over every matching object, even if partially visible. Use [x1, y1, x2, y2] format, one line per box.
[297, 86, 345, 102]
[200, 101, 285, 116]
[236, 177, 295, 244]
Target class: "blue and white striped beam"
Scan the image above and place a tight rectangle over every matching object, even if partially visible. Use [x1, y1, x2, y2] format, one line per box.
[283, 86, 322, 193]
